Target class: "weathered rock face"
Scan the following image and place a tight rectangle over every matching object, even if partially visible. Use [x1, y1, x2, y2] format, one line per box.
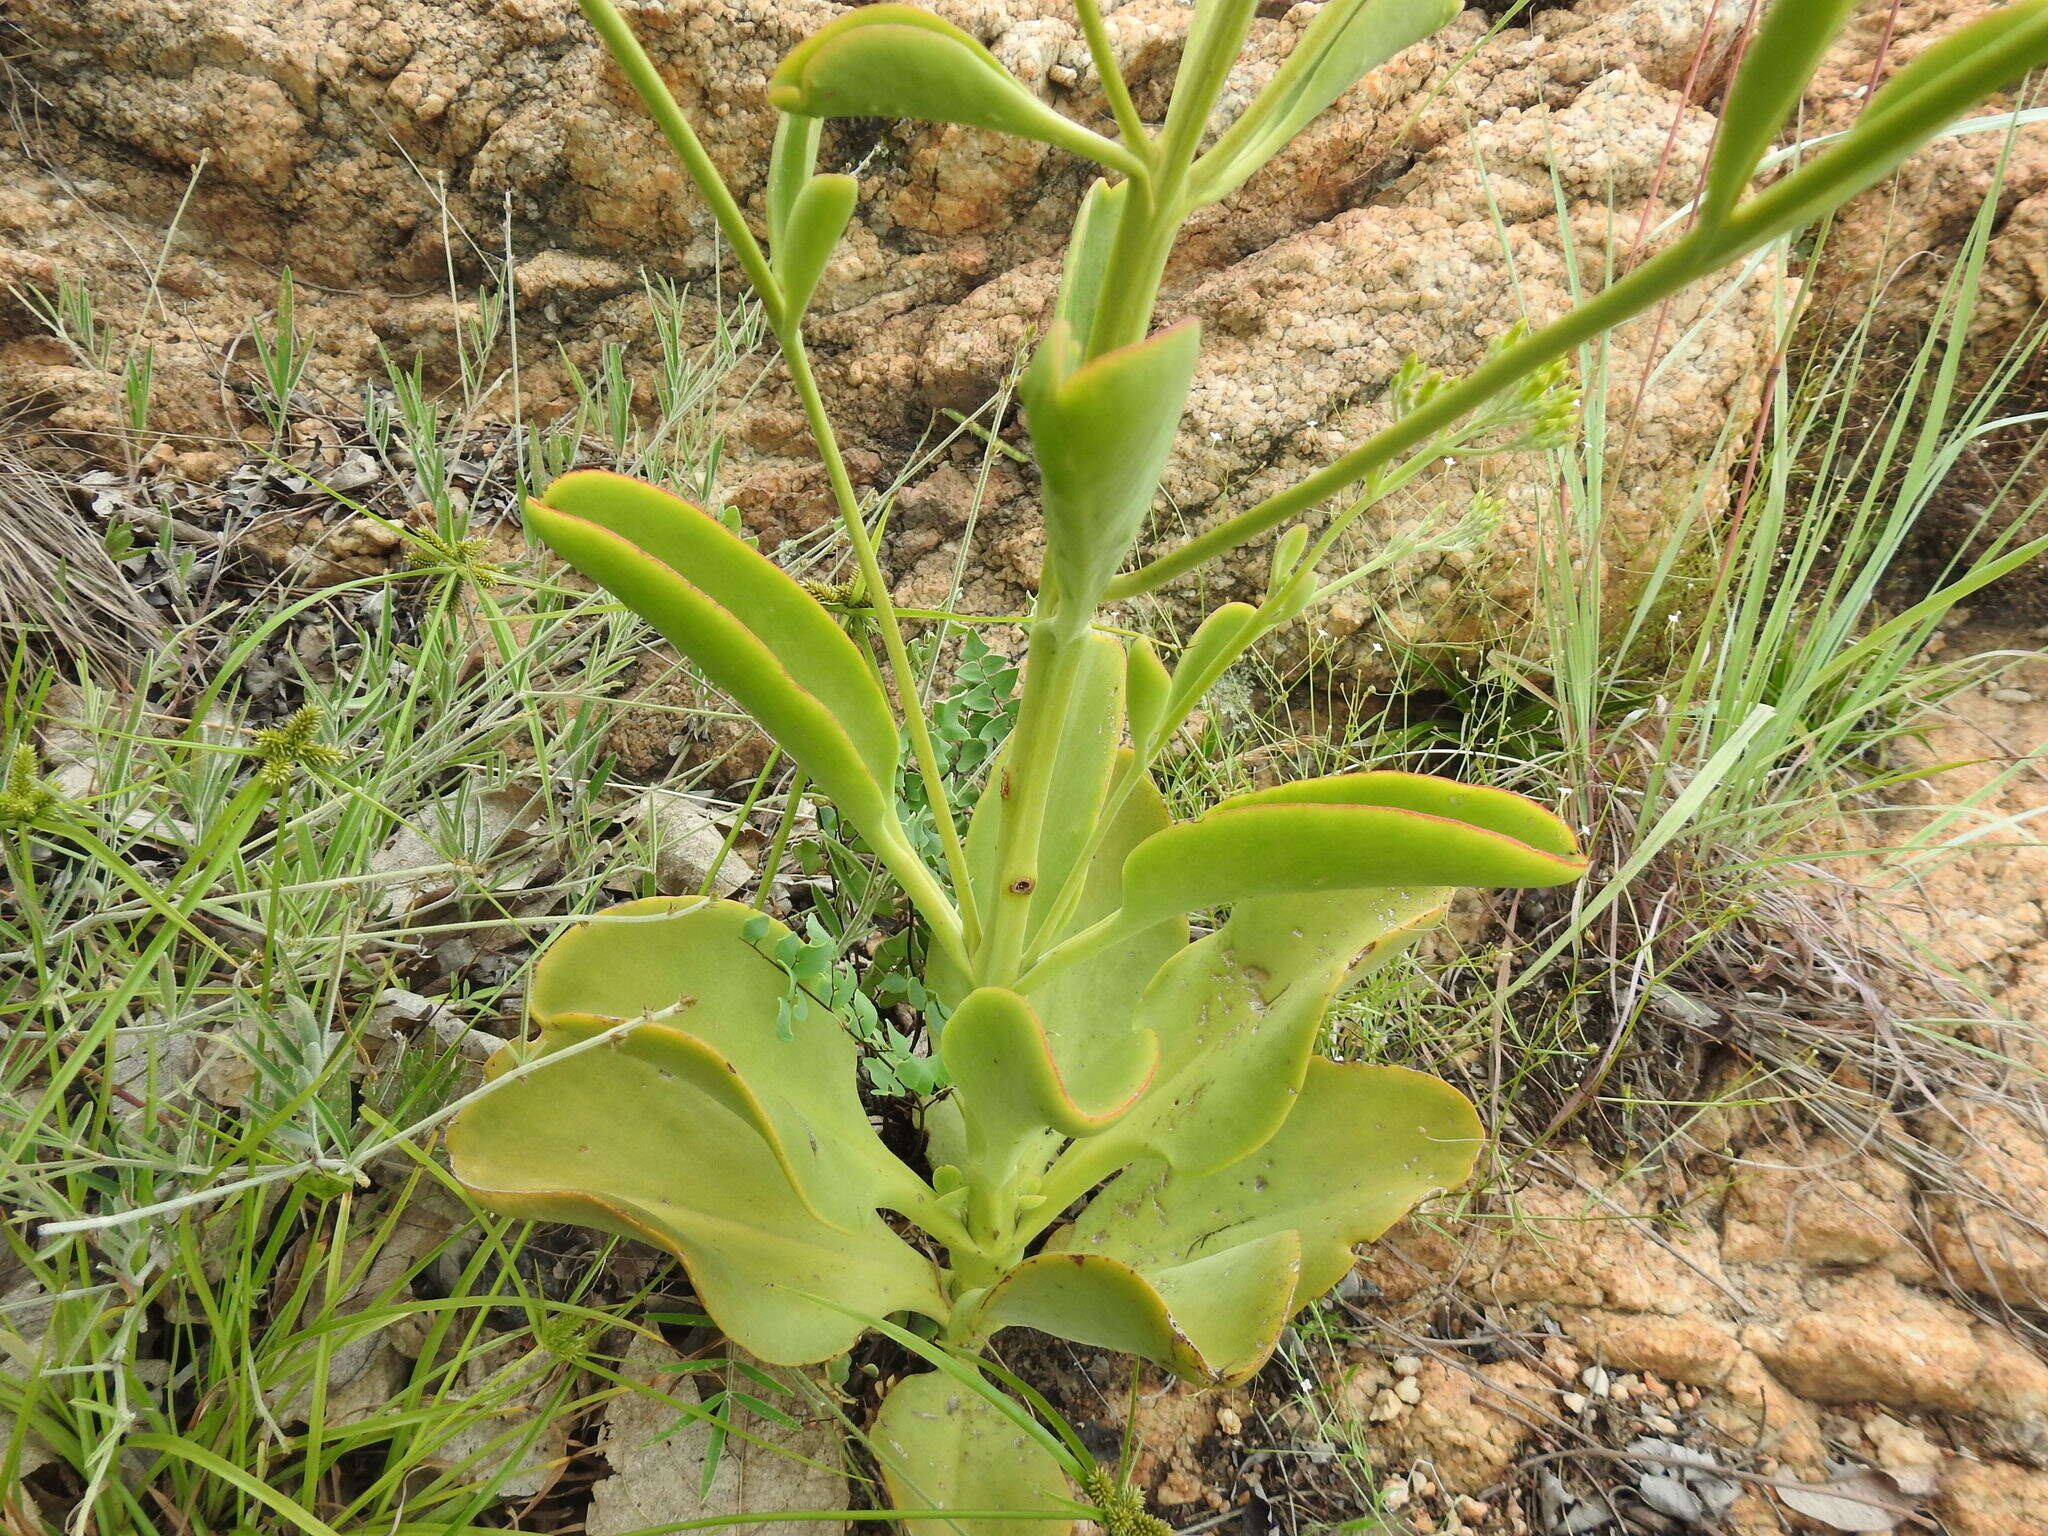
[1, 0, 1801, 672]
[1804, 1, 2048, 609]
[4, 2, 2040, 654]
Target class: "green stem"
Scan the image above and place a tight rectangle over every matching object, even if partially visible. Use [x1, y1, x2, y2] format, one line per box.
[974, 613, 1086, 984]
[575, 0, 786, 324]
[1082, 0, 1253, 356]
[781, 334, 980, 952]
[1104, 234, 1736, 599]
[1004, 1134, 1130, 1258]
[1012, 905, 1137, 994]
[1075, 0, 1153, 162]
[1082, 178, 1182, 357]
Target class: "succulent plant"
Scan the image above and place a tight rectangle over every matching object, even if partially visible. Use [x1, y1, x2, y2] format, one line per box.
[452, 0, 2048, 1522]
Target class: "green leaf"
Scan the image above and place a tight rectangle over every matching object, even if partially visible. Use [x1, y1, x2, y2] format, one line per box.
[961, 630, 1128, 935]
[1016, 754, 1189, 1094]
[527, 473, 900, 835]
[969, 1231, 1299, 1385]
[1858, 0, 2048, 140]
[1052, 178, 1127, 341]
[1728, 0, 2048, 250]
[1700, 0, 1856, 224]
[940, 988, 1158, 1184]
[1064, 1059, 1482, 1314]
[870, 1372, 1075, 1536]
[767, 111, 824, 243]
[768, 5, 1140, 178]
[448, 1024, 944, 1365]
[1164, 600, 1260, 720]
[1082, 888, 1451, 1175]
[1119, 771, 1586, 924]
[1023, 321, 1202, 614]
[1124, 638, 1171, 756]
[1191, 0, 1459, 204]
[945, 655, 1189, 1119]
[526, 896, 932, 1226]
[774, 172, 858, 318]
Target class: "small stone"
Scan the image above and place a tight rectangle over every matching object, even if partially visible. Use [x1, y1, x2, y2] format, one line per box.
[1394, 1376, 1422, 1405]
[1645, 1413, 1680, 1435]
[1460, 1498, 1490, 1521]
[1581, 1366, 1612, 1397]
[1612, 1372, 1640, 1402]
[1392, 1354, 1423, 1377]
[1368, 1389, 1404, 1423]
[1216, 1406, 1242, 1436]
[1992, 687, 2034, 704]
[1562, 1391, 1589, 1413]
[1381, 1481, 1411, 1512]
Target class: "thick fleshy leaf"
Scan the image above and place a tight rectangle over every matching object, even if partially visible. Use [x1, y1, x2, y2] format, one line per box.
[963, 629, 1126, 935]
[527, 897, 930, 1225]
[767, 112, 824, 243]
[768, 6, 1138, 177]
[538, 471, 899, 787]
[1119, 772, 1586, 923]
[1191, 0, 1458, 203]
[1124, 638, 1171, 756]
[946, 677, 1187, 1123]
[970, 1231, 1299, 1385]
[1017, 754, 1188, 1094]
[940, 988, 1156, 1174]
[1083, 888, 1451, 1175]
[527, 487, 898, 836]
[1700, 0, 1856, 224]
[1064, 1059, 1482, 1310]
[1163, 601, 1260, 721]
[775, 172, 858, 317]
[448, 1024, 943, 1365]
[870, 1372, 1074, 1536]
[1052, 177, 1127, 342]
[1023, 321, 1201, 613]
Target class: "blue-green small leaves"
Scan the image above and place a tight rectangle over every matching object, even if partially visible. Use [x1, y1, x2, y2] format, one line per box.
[527, 472, 901, 838]
[1023, 320, 1201, 615]
[768, 5, 1140, 177]
[1701, 0, 1856, 225]
[1191, 0, 1459, 204]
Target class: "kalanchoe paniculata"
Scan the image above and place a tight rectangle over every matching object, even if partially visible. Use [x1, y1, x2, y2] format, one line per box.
[452, 0, 2048, 1524]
